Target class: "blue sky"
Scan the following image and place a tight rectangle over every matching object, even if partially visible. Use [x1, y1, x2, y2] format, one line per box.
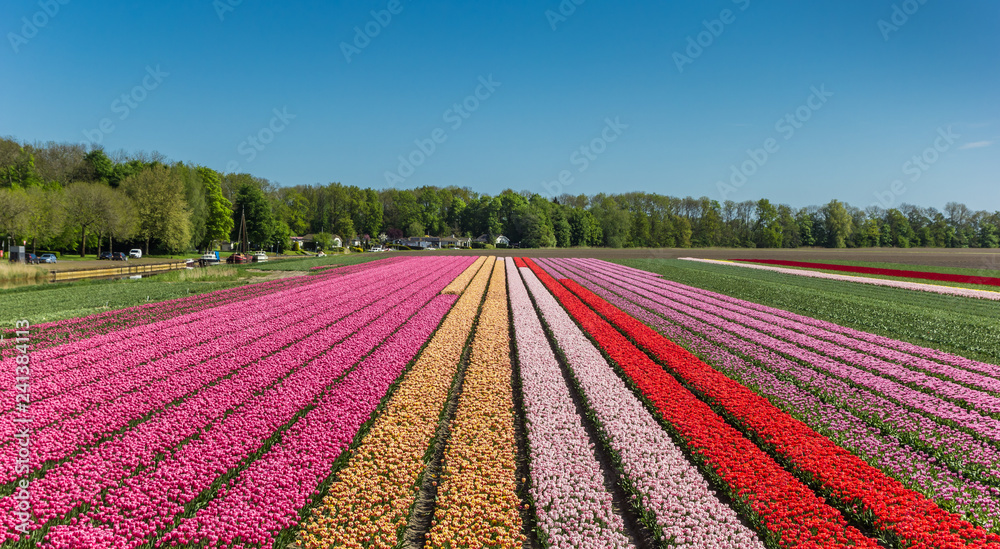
[2, 1, 998, 210]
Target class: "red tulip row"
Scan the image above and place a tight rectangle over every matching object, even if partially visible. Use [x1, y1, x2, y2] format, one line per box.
[730, 259, 1000, 287]
[521, 258, 876, 548]
[550, 267, 1000, 548]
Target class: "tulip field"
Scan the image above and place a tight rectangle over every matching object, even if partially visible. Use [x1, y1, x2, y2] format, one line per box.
[4, 255, 1000, 548]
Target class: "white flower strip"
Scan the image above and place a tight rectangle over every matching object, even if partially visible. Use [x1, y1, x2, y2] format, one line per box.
[519, 266, 764, 548]
[679, 258, 1000, 301]
[504, 258, 631, 549]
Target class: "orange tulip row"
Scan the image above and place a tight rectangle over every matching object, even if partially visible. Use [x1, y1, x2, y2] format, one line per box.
[425, 258, 526, 549]
[297, 257, 493, 549]
[443, 255, 488, 294]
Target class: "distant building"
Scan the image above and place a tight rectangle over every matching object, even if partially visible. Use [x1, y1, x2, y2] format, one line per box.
[395, 235, 471, 249]
[473, 234, 510, 246]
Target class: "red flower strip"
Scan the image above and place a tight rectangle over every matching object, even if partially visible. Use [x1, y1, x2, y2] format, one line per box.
[730, 259, 1000, 287]
[520, 258, 878, 548]
[556, 272, 1000, 549]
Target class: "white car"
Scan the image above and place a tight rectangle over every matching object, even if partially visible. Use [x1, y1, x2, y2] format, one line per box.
[129, 249, 142, 259]
[252, 252, 268, 263]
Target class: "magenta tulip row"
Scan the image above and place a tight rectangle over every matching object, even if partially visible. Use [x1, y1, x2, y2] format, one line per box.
[50, 259, 462, 548]
[504, 258, 631, 548]
[0, 260, 441, 482]
[520, 265, 764, 548]
[160, 293, 458, 548]
[2, 257, 469, 546]
[0, 265, 394, 448]
[543, 258, 1000, 529]
[4, 256, 403, 353]
[0, 257, 402, 407]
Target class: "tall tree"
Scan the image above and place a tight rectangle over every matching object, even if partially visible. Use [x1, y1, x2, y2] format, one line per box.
[232, 182, 274, 249]
[822, 199, 854, 248]
[121, 165, 193, 255]
[65, 183, 116, 256]
[24, 186, 65, 254]
[198, 167, 234, 250]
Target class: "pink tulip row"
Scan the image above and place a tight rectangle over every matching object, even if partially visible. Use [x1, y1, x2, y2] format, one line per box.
[680, 257, 1000, 300]
[1, 256, 391, 386]
[546, 259, 1000, 530]
[504, 258, 631, 548]
[47, 260, 461, 548]
[519, 266, 764, 548]
[558, 259, 1000, 444]
[5, 256, 402, 353]
[1, 257, 466, 545]
[30, 257, 467, 547]
[0, 272, 366, 445]
[0, 260, 431, 479]
[570, 259, 1000, 409]
[158, 294, 459, 548]
[649, 272, 1000, 381]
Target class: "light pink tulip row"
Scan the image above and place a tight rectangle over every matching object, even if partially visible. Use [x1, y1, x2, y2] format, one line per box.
[159, 293, 459, 548]
[561, 259, 1000, 442]
[0, 260, 438, 481]
[546, 258, 1000, 528]
[680, 257, 1000, 301]
[1, 257, 467, 545]
[520, 266, 764, 548]
[504, 258, 631, 549]
[547, 259, 1000, 479]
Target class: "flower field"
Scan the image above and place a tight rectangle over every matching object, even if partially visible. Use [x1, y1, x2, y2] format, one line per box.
[4, 255, 1000, 548]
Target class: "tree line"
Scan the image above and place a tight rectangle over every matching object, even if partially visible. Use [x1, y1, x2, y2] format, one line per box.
[1, 136, 998, 256]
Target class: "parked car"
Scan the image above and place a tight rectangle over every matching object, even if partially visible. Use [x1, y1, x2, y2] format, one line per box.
[129, 249, 142, 259]
[99, 252, 113, 260]
[38, 254, 57, 263]
[22, 253, 39, 264]
[252, 252, 268, 263]
[111, 252, 128, 261]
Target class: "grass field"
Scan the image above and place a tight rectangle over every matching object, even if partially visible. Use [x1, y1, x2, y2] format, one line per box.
[251, 253, 392, 271]
[617, 258, 1000, 365]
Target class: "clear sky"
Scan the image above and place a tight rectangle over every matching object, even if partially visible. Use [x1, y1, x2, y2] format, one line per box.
[2, 1, 998, 210]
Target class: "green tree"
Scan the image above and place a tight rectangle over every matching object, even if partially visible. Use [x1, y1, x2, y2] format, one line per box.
[822, 199, 854, 248]
[198, 167, 234, 250]
[121, 165, 193, 255]
[65, 182, 117, 257]
[232, 182, 274, 249]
